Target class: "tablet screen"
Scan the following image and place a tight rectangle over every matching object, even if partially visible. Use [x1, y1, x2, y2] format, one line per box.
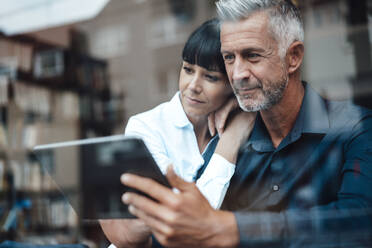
[33, 135, 170, 220]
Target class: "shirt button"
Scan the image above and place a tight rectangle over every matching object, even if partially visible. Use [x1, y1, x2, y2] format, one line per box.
[272, 184, 280, 191]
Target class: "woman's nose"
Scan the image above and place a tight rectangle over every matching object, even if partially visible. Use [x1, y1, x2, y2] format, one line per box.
[188, 74, 202, 93]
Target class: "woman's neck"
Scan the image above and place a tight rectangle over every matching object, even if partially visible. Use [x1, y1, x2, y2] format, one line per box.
[188, 115, 212, 153]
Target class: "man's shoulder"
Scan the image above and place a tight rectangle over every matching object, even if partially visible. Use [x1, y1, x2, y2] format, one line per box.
[326, 98, 372, 131]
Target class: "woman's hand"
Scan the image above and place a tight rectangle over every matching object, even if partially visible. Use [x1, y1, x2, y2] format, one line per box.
[208, 96, 239, 136]
[215, 110, 256, 164]
[99, 218, 152, 248]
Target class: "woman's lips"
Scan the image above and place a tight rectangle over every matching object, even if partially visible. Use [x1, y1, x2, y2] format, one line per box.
[186, 96, 205, 104]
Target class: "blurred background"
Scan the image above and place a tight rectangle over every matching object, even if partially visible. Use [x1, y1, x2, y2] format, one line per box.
[0, 0, 370, 247]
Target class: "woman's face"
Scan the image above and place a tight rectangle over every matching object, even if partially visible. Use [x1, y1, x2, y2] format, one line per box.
[179, 61, 232, 119]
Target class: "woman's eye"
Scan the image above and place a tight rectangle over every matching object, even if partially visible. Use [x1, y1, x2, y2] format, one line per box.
[205, 75, 219, 82]
[183, 66, 193, 74]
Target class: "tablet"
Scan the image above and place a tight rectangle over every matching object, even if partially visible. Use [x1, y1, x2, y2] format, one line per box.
[33, 135, 170, 220]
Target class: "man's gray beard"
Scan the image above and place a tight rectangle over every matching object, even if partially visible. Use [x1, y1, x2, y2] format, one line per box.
[235, 77, 288, 112]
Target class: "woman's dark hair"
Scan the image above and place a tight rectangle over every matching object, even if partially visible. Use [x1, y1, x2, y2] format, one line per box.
[182, 18, 226, 74]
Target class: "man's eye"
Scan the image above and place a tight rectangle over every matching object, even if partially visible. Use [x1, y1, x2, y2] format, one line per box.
[223, 54, 234, 62]
[247, 53, 260, 59]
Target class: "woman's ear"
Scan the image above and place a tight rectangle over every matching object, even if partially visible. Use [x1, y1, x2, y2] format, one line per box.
[286, 41, 304, 74]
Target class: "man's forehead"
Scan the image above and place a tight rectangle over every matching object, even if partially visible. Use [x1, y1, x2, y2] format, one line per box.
[220, 13, 271, 50]
[221, 12, 269, 36]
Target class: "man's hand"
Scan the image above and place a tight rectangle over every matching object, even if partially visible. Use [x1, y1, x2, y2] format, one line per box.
[121, 166, 239, 248]
[208, 96, 239, 136]
[99, 219, 152, 248]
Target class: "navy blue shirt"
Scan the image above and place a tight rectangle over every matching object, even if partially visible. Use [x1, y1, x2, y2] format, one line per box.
[222, 83, 372, 247]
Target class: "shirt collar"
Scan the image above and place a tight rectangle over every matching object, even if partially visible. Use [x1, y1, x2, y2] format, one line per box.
[167, 91, 192, 128]
[246, 82, 330, 152]
[300, 82, 330, 134]
[246, 114, 274, 152]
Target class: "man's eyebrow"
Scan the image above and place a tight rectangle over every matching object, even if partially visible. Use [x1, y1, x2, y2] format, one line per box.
[220, 49, 231, 54]
[242, 47, 265, 53]
[221, 47, 265, 54]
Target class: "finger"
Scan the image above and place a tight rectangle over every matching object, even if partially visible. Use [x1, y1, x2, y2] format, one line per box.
[121, 173, 176, 205]
[208, 113, 216, 136]
[123, 192, 177, 224]
[166, 165, 193, 192]
[151, 230, 166, 246]
[216, 109, 228, 135]
[127, 204, 173, 236]
[216, 98, 239, 134]
[231, 96, 239, 109]
[151, 230, 176, 248]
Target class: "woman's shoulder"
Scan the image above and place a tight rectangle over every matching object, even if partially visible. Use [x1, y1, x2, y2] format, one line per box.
[129, 102, 170, 124]
[128, 93, 181, 125]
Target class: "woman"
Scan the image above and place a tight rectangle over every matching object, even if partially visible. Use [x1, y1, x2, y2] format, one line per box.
[125, 18, 235, 209]
[101, 19, 254, 248]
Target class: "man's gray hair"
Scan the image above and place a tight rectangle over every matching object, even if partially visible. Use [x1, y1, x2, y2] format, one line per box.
[216, 0, 304, 58]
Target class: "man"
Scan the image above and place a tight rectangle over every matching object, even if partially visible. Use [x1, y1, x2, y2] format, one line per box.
[121, 0, 372, 247]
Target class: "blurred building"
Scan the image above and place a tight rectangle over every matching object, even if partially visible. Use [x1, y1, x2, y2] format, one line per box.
[76, 0, 217, 126]
[22, 0, 372, 126]
[301, 0, 372, 108]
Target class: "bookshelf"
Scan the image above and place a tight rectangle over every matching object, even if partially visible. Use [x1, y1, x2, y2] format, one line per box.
[0, 32, 122, 246]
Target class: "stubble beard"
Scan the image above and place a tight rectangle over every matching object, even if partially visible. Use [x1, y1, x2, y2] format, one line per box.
[233, 74, 289, 112]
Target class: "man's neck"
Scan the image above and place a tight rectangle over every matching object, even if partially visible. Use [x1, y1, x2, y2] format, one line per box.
[260, 80, 305, 148]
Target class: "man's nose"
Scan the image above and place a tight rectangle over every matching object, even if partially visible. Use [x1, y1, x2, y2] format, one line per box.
[232, 58, 251, 83]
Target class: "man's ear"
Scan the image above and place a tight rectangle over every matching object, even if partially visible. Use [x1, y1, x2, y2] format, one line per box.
[286, 41, 304, 74]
